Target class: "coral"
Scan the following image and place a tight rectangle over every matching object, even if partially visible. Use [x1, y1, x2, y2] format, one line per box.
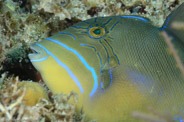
[38, 0, 72, 20]
[18, 81, 49, 106]
[37, 0, 183, 27]
[0, 74, 84, 121]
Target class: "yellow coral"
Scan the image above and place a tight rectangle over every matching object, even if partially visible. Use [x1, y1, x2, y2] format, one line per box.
[18, 81, 49, 106]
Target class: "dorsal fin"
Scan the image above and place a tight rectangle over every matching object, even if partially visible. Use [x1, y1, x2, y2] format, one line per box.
[162, 3, 184, 45]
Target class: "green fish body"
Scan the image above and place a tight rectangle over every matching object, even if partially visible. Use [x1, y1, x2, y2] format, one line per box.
[29, 3, 184, 121]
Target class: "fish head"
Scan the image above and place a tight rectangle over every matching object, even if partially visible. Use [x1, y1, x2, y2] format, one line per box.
[28, 17, 120, 98]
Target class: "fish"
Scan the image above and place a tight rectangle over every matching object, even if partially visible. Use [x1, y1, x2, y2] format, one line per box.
[29, 3, 184, 121]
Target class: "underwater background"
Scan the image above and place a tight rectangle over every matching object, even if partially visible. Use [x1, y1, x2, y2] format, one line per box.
[0, 0, 184, 121]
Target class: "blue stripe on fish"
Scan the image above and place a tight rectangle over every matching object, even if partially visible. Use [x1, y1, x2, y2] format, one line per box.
[30, 55, 48, 62]
[97, 52, 104, 88]
[45, 37, 98, 97]
[35, 43, 84, 93]
[80, 43, 97, 52]
[108, 36, 114, 39]
[58, 32, 77, 40]
[100, 40, 110, 64]
[120, 16, 149, 22]
[161, 17, 170, 30]
[103, 18, 113, 26]
[97, 52, 103, 68]
[72, 26, 89, 31]
[111, 21, 119, 31]
[95, 17, 97, 23]
[104, 39, 120, 65]
[82, 21, 89, 24]
[108, 68, 113, 86]
[80, 43, 103, 89]
[89, 25, 93, 28]
[80, 43, 103, 72]
[101, 18, 112, 27]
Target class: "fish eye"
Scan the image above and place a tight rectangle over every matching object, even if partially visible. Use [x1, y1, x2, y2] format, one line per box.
[89, 27, 105, 38]
[93, 29, 101, 35]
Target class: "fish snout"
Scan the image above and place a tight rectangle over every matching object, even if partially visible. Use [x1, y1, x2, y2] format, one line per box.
[28, 43, 48, 62]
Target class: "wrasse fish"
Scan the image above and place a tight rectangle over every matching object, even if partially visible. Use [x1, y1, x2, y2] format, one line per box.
[29, 3, 184, 121]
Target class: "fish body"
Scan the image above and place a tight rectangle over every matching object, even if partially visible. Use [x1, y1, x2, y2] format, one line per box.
[29, 3, 184, 121]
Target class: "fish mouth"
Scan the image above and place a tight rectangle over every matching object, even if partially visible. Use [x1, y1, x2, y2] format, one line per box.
[28, 43, 48, 62]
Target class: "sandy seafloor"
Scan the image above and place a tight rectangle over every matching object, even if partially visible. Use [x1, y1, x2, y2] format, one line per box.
[0, 0, 184, 121]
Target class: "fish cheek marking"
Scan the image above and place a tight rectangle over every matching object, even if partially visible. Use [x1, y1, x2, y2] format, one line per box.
[97, 41, 120, 89]
[97, 31, 120, 89]
[100, 55, 119, 89]
[92, 24, 120, 89]
[73, 18, 120, 89]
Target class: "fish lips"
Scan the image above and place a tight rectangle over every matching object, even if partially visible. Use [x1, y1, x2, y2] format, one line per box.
[28, 43, 49, 62]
